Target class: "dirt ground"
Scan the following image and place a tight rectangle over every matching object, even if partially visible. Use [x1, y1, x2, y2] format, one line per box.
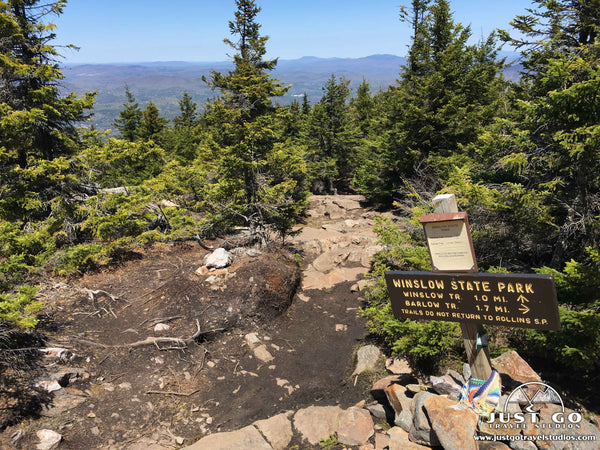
[1, 229, 373, 448]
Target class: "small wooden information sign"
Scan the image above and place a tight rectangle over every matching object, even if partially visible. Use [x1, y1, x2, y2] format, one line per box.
[420, 212, 477, 272]
[385, 271, 560, 330]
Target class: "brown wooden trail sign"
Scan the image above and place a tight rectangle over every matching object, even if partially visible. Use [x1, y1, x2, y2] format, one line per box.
[383, 193, 560, 382]
[384, 271, 560, 330]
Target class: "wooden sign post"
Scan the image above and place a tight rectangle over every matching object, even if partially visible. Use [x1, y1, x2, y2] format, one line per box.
[384, 194, 560, 382]
[433, 194, 491, 381]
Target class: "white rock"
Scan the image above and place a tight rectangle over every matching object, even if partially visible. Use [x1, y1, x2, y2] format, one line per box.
[160, 199, 179, 208]
[154, 323, 170, 332]
[204, 248, 232, 269]
[35, 380, 62, 393]
[36, 430, 62, 450]
[244, 332, 261, 347]
[205, 275, 220, 285]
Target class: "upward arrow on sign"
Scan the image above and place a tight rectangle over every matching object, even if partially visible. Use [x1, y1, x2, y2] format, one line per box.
[517, 294, 529, 303]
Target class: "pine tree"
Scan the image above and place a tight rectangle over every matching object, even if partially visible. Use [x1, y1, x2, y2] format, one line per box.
[202, 0, 306, 243]
[112, 86, 142, 141]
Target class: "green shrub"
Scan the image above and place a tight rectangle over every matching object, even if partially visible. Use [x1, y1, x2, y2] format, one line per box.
[0, 221, 54, 291]
[53, 243, 107, 275]
[510, 307, 600, 372]
[536, 247, 600, 306]
[362, 302, 462, 373]
[0, 286, 42, 328]
[505, 247, 600, 372]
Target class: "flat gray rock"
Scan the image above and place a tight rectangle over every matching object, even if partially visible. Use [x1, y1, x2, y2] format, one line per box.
[353, 344, 382, 376]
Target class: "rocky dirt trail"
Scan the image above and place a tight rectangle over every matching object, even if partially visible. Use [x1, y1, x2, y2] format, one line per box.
[2, 195, 399, 449]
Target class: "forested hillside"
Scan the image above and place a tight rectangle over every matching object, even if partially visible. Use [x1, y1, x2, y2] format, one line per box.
[60, 55, 407, 131]
[61, 54, 522, 132]
[1, 0, 599, 410]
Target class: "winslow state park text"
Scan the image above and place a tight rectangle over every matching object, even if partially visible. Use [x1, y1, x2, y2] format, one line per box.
[384, 271, 560, 330]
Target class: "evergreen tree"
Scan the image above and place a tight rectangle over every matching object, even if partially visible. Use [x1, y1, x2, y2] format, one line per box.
[499, 0, 600, 265]
[0, 0, 94, 317]
[167, 92, 201, 162]
[112, 86, 142, 141]
[0, 0, 95, 221]
[173, 92, 198, 129]
[307, 75, 359, 193]
[350, 79, 376, 138]
[355, 0, 505, 201]
[202, 0, 307, 243]
[301, 93, 311, 116]
[139, 101, 168, 142]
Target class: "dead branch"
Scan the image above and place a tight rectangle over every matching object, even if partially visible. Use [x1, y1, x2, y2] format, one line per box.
[122, 337, 188, 350]
[145, 389, 201, 397]
[139, 315, 185, 328]
[82, 288, 123, 303]
[128, 280, 173, 304]
[69, 320, 224, 351]
[109, 372, 126, 383]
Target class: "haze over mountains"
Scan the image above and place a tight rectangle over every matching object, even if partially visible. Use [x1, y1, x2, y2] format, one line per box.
[62, 53, 520, 131]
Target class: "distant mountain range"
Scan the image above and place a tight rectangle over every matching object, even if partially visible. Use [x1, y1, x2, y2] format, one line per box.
[61, 53, 522, 131]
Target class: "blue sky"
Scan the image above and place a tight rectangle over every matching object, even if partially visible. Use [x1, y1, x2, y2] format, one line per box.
[54, 0, 531, 64]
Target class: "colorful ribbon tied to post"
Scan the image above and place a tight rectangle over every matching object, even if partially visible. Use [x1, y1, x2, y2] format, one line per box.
[459, 369, 501, 417]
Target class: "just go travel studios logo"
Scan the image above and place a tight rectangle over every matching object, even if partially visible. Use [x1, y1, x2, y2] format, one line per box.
[484, 382, 583, 431]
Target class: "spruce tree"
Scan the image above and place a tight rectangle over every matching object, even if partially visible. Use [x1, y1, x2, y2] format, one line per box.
[167, 92, 201, 162]
[350, 79, 375, 138]
[139, 101, 168, 142]
[173, 92, 198, 129]
[0, 0, 95, 221]
[202, 0, 306, 243]
[112, 86, 142, 141]
[357, 0, 505, 201]
[499, 0, 600, 265]
[307, 75, 358, 193]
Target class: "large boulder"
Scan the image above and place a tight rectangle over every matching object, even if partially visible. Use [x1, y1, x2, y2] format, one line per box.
[409, 391, 441, 446]
[424, 395, 478, 450]
[491, 350, 541, 388]
[336, 407, 374, 446]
